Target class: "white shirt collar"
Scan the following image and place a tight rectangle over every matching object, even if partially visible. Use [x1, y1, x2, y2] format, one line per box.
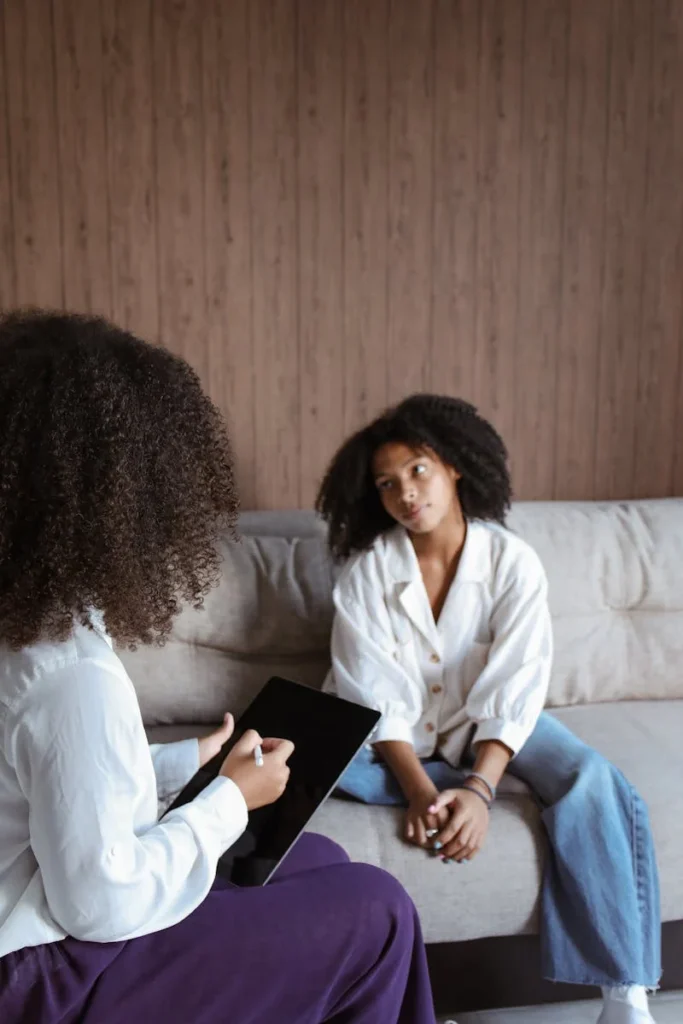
[384, 520, 492, 587]
[86, 608, 113, 649]
[382, 521, 493, 649]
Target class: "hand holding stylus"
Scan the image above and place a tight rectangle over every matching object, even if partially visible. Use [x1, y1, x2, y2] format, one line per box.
[220, 731, 294, 810]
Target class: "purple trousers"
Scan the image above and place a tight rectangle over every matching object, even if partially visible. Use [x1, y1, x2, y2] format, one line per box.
[0, 833, 437, 1024]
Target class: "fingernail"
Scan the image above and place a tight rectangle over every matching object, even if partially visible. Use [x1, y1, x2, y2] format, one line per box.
[432, 841, 443, 851]
[442, 857, 454, 864]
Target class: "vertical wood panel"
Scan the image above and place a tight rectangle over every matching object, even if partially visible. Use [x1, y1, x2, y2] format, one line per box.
[0, 5, 16, 309]
[152, 0, 206, 372]
[4, 0, 63, 307]
[430, 0, 479, 402]
[594, 0, 653, 498]
[514, 0, 568, 499]
[202, 0, 255, 506]
[474, 0, 524, 455]
[633, 0, 683, 498]
[102, 0, 159, 342]
[386, 0, 434, 404]
[3, 1, 683, 508]
[342, 0, 389, 433]
[53, 0, 111, 314]
[554, 0, 611, 500]
[297, 0, 344, 506]
[249, 0, 299, 507]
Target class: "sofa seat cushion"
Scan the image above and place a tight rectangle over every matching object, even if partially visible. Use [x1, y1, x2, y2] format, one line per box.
[148, 699, 683, 944]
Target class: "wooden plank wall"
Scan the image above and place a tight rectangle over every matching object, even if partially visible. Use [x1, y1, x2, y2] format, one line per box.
[1, 0, 683, 509]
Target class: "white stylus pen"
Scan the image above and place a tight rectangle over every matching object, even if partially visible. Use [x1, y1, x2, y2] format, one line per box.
[254, 744, 264, 767]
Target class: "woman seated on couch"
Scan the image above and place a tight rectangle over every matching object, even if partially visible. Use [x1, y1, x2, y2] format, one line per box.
[0, 310, 441, 1024]
[318, 394, 661, 1024]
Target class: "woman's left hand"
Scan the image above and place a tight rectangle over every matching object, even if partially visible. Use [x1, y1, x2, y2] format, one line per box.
[428, 788, 490, 863]
[197, 712, 235, 768]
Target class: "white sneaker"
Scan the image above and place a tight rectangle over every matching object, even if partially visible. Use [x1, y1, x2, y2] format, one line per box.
[598, 985, 656, 1024]
[597, 1004, 656, 1024]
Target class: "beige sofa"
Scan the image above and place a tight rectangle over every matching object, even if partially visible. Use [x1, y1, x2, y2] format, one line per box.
[124, 499, 683, 1015]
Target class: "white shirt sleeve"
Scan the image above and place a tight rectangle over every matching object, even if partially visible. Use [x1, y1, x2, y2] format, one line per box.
[330, 563, 422, 744]
[465, 546, 553, 755]
[8, 660, 248, 943]
[149, 739, 200, 801]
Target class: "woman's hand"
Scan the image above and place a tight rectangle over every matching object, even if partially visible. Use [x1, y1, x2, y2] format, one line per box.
[220, 731, 295, 810]
[197, 712, 235, 768]
[404, 784, 450, 847]
[428, 788, 490, 863]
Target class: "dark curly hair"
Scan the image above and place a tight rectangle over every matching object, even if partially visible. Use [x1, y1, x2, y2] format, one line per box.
[316, 394, 511, 559]
[0, 309, 239, 650]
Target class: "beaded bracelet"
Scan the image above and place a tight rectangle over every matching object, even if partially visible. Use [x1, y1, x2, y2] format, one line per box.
[464, 771, 496, 801]
[460, 782, 492, 810]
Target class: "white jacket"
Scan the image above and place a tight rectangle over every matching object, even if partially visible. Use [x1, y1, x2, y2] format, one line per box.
[0, 615, 247, 957]
[326, 520, 553, 765]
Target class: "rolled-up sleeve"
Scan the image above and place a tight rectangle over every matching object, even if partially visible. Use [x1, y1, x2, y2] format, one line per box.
[9, 663, 248, 943]
[466, 547, 552, 756]
[330, 562, 423, 745]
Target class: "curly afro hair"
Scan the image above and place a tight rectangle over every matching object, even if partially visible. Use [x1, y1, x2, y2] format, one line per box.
[0, 309, 239, 651]
[316, 393, 511, 559]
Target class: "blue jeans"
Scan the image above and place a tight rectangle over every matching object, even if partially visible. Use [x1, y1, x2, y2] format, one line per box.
[337, 711, 661, 988]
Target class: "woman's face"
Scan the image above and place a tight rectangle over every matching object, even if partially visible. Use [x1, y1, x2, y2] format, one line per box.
[372, 442, 461, 535]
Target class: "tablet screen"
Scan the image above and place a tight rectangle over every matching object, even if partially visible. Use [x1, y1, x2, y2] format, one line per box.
[164, 677, 380, 885]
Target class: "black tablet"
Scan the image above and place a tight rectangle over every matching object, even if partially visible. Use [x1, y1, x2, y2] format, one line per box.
[163, 676, 380, 886]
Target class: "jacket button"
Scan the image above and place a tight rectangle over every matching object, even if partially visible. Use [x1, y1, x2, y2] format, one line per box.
[431, 684, 443, 695]
[425, 722, 435, 733]
[430, 653, 440, 664]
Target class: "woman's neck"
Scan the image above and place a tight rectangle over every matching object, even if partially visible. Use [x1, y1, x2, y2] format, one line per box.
[408, 505, 467, 566]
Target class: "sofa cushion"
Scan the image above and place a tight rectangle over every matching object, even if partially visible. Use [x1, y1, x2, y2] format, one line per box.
[123, 500, 683, 725]
[120, 530, 335, 725]
[506, 500, 683, 706]
[310, 700, 683, 942]
[147, 699, 683, 944]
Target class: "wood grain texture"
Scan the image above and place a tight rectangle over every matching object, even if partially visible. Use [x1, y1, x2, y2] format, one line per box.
[514, 0, 568, 500]
[554, 0, 611, 500]
[297, 0, 344, 507]
[0, 5, 16, 308]
[474, 0, 524, 466]
[2, 0, 683, 507]
[53, 0, 111, 314]
[594, 0, 653, 499]
[202, 0, 255, 506]
[386, 0, 434, 404]
[342, 0, 390, 434]
[152, 0, 206, 372]
[633, 0, 683, 498]
[249, 0, 299, 508]
[4, 0, 64, 307]
[430, 0, 479, 403]
[101, 0, 159, 341]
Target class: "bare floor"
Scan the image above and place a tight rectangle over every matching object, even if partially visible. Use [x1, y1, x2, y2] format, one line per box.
[440, 990, 683, 1024]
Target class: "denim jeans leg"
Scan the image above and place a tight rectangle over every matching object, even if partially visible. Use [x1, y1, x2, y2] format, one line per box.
[508, 712, 661, 987]
[337, 748, 466, 806]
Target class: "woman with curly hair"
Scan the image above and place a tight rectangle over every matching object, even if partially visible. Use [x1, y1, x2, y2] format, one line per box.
[0, 311, 439, 1024]
[318, 394, 661, 1024]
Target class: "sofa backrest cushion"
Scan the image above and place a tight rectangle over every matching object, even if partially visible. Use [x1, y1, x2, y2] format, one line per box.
[119, 499, 683, 725]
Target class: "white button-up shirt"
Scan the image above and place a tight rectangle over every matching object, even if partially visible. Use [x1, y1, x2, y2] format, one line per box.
[0, 615, 247, 958]
[327, 520, 553, 765]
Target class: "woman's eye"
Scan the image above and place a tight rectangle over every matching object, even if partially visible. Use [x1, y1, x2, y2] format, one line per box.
[413, 464, 426, 476]
[378, 480, 392, 491]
